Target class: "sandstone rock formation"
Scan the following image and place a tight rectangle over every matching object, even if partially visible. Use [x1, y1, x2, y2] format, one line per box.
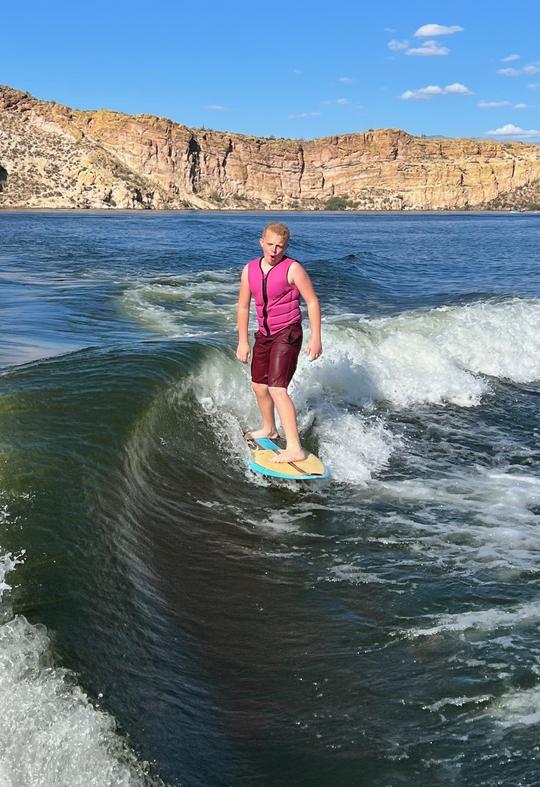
[1, 84, 539, 211]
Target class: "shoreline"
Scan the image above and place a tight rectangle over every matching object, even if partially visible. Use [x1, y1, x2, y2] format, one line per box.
[0, 207, 537, 215]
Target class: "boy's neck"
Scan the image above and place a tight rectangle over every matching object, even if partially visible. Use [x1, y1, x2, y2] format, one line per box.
[262, 253, 286, 268]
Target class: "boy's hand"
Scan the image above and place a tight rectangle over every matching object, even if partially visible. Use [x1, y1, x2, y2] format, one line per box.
[236, 341, 251, 364]
[307, 339, 322, 361]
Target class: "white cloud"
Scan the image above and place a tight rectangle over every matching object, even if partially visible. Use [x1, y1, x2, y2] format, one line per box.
[529, 83, 540, 91]
[388, 39, 409, 51]
[406, 40, 449, 56]
[414, 24, 464, 37]
[401, 89, 431, 100]
[478, 100, 512, 108]
[479, 100, 530, 109]
[501, 54, 520, 62]
[486, 123, 540, 138]
[444, 82, 472, 95]
[401, 83, 472, 100]
[498, 62, 540, 77]
[384, 27, 397, 33]
[322, 99, 351, 106]
[289, 112, 321, 119]
[205, 105, 229, 112]
[401, 85, 443, 100]
[338, 76, 354, 84]
[292, 68, 302, 75]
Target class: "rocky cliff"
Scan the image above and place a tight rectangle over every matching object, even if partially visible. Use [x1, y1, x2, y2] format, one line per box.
[1, 84, 539, 211]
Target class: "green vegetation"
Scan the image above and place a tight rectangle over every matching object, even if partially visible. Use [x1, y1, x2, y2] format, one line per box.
[324, 195, 355, 210]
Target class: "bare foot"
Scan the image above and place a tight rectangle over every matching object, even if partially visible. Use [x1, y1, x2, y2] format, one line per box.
[245, 428, 279, 440]
[272, 449, 309, 463]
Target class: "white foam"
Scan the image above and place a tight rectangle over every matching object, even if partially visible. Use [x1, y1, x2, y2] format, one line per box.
[488, 685, 540, 727]
[120, 271, 240, 339]
[406, 599, 540, 639]
[316, 413, 396, 484]
[324, 563, 391, 585]
[369, 297, 540, 385]
[425, 694, 493, 712]
[381, 469, 540, 523]
[374, 468, 540, 573]
[0, 551, 22, 597]
[427, 299, 540, 383]
[293, 319, 487, 409]
[301, 297, 540, 410]
[245, 509, 315, 534]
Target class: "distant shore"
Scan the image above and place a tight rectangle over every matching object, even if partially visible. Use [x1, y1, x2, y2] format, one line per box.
[2, 85, 540, 213]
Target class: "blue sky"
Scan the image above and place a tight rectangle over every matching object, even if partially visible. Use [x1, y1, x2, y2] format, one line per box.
[2, 0, 539, 141]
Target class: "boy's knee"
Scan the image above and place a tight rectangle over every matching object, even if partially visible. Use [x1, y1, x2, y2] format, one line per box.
[268, 385, 289, 401]
[252, 381, 269, 395]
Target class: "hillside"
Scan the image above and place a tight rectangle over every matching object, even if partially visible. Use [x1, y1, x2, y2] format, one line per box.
[1, 85, 539, 210]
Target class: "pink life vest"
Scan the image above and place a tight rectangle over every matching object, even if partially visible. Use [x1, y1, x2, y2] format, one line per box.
[247, 256, 302, 336]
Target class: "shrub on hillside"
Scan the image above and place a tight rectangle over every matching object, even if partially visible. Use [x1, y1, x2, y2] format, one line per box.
[324, 195, 353, 210]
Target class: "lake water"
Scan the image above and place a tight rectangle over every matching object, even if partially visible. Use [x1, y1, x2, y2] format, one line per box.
[1, 211, 539, 786]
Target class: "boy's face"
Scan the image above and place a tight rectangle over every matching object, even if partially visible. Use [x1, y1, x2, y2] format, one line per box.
[260, 231, 288, 264]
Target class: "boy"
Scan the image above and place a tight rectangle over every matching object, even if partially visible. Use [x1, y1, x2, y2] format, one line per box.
[236, 222, 322, 463]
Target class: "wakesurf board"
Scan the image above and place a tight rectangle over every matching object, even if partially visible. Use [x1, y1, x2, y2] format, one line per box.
[245, 434, 329, 481]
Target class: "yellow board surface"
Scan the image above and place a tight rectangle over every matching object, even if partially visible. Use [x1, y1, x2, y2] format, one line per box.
[252, 449, 327, 479]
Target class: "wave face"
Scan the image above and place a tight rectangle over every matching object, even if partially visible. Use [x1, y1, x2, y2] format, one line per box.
[1, 211, 540, 786]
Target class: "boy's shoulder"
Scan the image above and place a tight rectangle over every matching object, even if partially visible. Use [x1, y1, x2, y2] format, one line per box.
[288, 259, 303, 273]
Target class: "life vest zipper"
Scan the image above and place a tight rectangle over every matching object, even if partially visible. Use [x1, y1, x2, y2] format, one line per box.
[262, 272, 270, 335]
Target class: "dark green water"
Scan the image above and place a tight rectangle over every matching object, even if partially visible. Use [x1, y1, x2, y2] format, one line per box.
[1, 212, 539, 786]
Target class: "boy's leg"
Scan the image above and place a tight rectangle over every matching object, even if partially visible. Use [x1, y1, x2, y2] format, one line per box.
[248, 382, 278, 439]
[266, 323, 306, 462]
[268, 386, 307, 462]
[248, 331, 278, 439]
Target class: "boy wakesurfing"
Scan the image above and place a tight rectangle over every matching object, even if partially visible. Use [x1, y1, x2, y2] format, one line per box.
[236, 223, 322, 463]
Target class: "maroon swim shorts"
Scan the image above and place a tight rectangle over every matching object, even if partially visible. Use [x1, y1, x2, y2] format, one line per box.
[251, 322, 303, 388]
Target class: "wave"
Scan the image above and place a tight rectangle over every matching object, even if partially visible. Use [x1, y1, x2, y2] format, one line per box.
[3, 321, 538, 496]
[314, 298, 540, 409]
[370, 298, 540, 384]
[122, 275, 540, 408]
[1, 330, 538, 783]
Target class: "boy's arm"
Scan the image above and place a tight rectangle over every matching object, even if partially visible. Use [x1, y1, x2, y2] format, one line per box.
[236, 265, 252, 363]
[290, 263, 322, 360]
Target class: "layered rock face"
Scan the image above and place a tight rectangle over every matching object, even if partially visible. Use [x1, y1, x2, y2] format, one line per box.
[1, 84, 540, 210]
